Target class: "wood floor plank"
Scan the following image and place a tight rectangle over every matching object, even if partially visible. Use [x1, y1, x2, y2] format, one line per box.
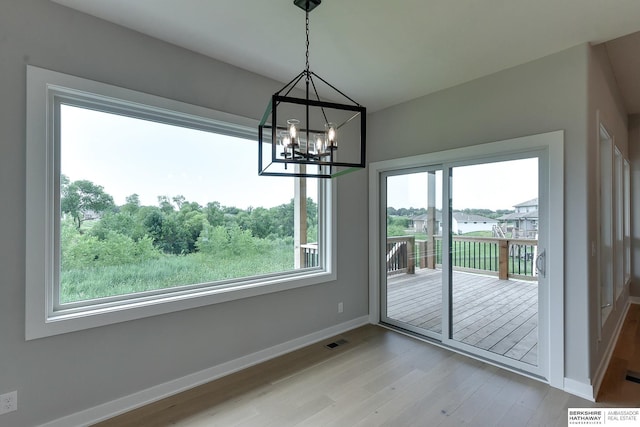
[94, 324, 613, 427]
[438, 368, 510, 426]
[597, 304, 640, 406]
[382, 363, 499, 426]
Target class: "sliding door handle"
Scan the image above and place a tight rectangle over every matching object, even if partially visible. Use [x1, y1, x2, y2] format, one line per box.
[535, 249, 546, 278]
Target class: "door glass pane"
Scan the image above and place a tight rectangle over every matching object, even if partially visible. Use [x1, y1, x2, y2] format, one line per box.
[384, 170, 443, 336]
[450, 158, 539, 366]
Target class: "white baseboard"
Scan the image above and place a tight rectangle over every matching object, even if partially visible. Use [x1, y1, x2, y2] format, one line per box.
[38, 316, 370, 427]
[563, 378, 594, 401]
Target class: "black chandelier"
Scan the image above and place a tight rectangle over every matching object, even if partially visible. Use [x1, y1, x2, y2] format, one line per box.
[258, 0, 366, 178]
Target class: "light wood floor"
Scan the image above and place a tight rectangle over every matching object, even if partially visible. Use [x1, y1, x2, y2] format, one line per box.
[94, 324, 603, 427]
[387, 269, 538, 364]
[597, 303, 640, 405]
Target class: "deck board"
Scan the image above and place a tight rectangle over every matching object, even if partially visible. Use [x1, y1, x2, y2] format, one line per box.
[386, 268, 538, 365]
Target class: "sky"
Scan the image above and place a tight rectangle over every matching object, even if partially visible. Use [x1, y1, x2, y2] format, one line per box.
[60, 105, 317, 209]
[61, 104, 536, 212]
[386, 158, 538, 211]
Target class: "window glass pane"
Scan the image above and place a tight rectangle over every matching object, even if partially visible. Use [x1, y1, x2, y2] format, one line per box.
[624, 159, 631, 283]
[59, 104, 318, 304]
[614, 148, 624, 300]
[599, 130, 613, 324]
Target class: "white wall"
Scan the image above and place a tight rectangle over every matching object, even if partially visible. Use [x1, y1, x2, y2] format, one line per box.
[368, 45, 591, 385]
[0, 1, 369, 425]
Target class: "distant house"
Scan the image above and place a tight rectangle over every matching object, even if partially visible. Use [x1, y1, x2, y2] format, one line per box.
[452, 212, 499, 234]
[409, 211, 498, 235]
[409, 212, 442, 235]
[499, 198, 538, 238]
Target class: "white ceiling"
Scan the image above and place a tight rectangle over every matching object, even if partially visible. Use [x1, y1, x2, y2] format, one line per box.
[52, 0, 640, 112]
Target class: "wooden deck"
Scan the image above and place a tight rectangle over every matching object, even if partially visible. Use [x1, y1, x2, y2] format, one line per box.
[386, 268, 538, 366]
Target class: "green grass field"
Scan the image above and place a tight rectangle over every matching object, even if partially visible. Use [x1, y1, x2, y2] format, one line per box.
[60, 245, 294, 304]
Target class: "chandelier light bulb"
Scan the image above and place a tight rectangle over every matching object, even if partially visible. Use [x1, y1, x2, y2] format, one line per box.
[287, 119, 299, 142]
[316, 134, 325, 154]
[326, 123, 337, 147]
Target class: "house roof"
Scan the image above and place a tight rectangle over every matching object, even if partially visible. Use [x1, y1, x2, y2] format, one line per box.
[409, 212, 443, 222]
[514, 198, 538, 208]
[452, 213, 498, 223]
[499, 210, 539, 220]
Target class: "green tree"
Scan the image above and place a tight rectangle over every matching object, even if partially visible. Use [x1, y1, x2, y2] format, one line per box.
[139, 197, 206, 255]
[61, 177, 115, 230]
[141, 207, 164, 243]
[157, 195, 174, 214]
[387, 216, 409, 237]
[247, 207, 272, 239]
[172, 195, 186, 209]
[205, 202, 225, 227]
[196, 222, 256, 256]
[90, 211, 146, 242]
[121, 193, 141, 215]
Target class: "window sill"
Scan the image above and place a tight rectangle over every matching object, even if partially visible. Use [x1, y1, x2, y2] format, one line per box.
[28, 269, 335, 340]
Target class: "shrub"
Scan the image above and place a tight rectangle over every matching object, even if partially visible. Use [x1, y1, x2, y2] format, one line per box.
[196, 222, 256, 256]
[62, 227, 160, 269]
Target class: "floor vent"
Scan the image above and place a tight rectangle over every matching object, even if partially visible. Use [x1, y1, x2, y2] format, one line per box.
[625, 371, 640, 384]
[325, 339, 348, 349]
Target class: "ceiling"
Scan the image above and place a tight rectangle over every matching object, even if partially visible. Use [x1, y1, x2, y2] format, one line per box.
[52, 0, 640, 113]
[605, 31, 640, 114]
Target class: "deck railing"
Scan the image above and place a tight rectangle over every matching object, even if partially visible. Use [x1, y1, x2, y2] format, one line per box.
[301, 243, 319, 268]
[386, 236, 415, 275]
[388, 235, 538, 280]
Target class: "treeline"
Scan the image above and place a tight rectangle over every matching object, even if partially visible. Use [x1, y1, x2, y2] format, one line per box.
[90, 195, 318, 255]
[60, 176, 317, 269]
[387, 206, 513, 219]
[455, 208, 513, 219]
[386, 207, 427, 217]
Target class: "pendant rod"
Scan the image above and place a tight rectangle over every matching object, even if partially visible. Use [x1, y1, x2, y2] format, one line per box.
[305, 8, 311, 152]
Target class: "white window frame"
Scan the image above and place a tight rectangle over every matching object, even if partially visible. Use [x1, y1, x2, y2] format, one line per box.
[26, 65, 336, 340]
[597, 123, 614, 326]
[596, 119, 631, 331]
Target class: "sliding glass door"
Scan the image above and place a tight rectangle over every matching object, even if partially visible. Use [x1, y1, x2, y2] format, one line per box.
[381, 167, 443, 340]
[380, 153, 548, 377]
[448, 158, 542, 370]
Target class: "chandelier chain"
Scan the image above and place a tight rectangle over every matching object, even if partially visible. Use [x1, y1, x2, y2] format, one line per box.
[305, 10, 310, 80]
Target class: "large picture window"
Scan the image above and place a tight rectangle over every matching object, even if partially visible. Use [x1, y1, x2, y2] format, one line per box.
[26, 66, 334, 339]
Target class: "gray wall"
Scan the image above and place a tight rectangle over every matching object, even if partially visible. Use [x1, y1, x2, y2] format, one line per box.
[0, 1, 369, 426]
[368, 45, 592, 383]
[587, 44, 630, 381]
